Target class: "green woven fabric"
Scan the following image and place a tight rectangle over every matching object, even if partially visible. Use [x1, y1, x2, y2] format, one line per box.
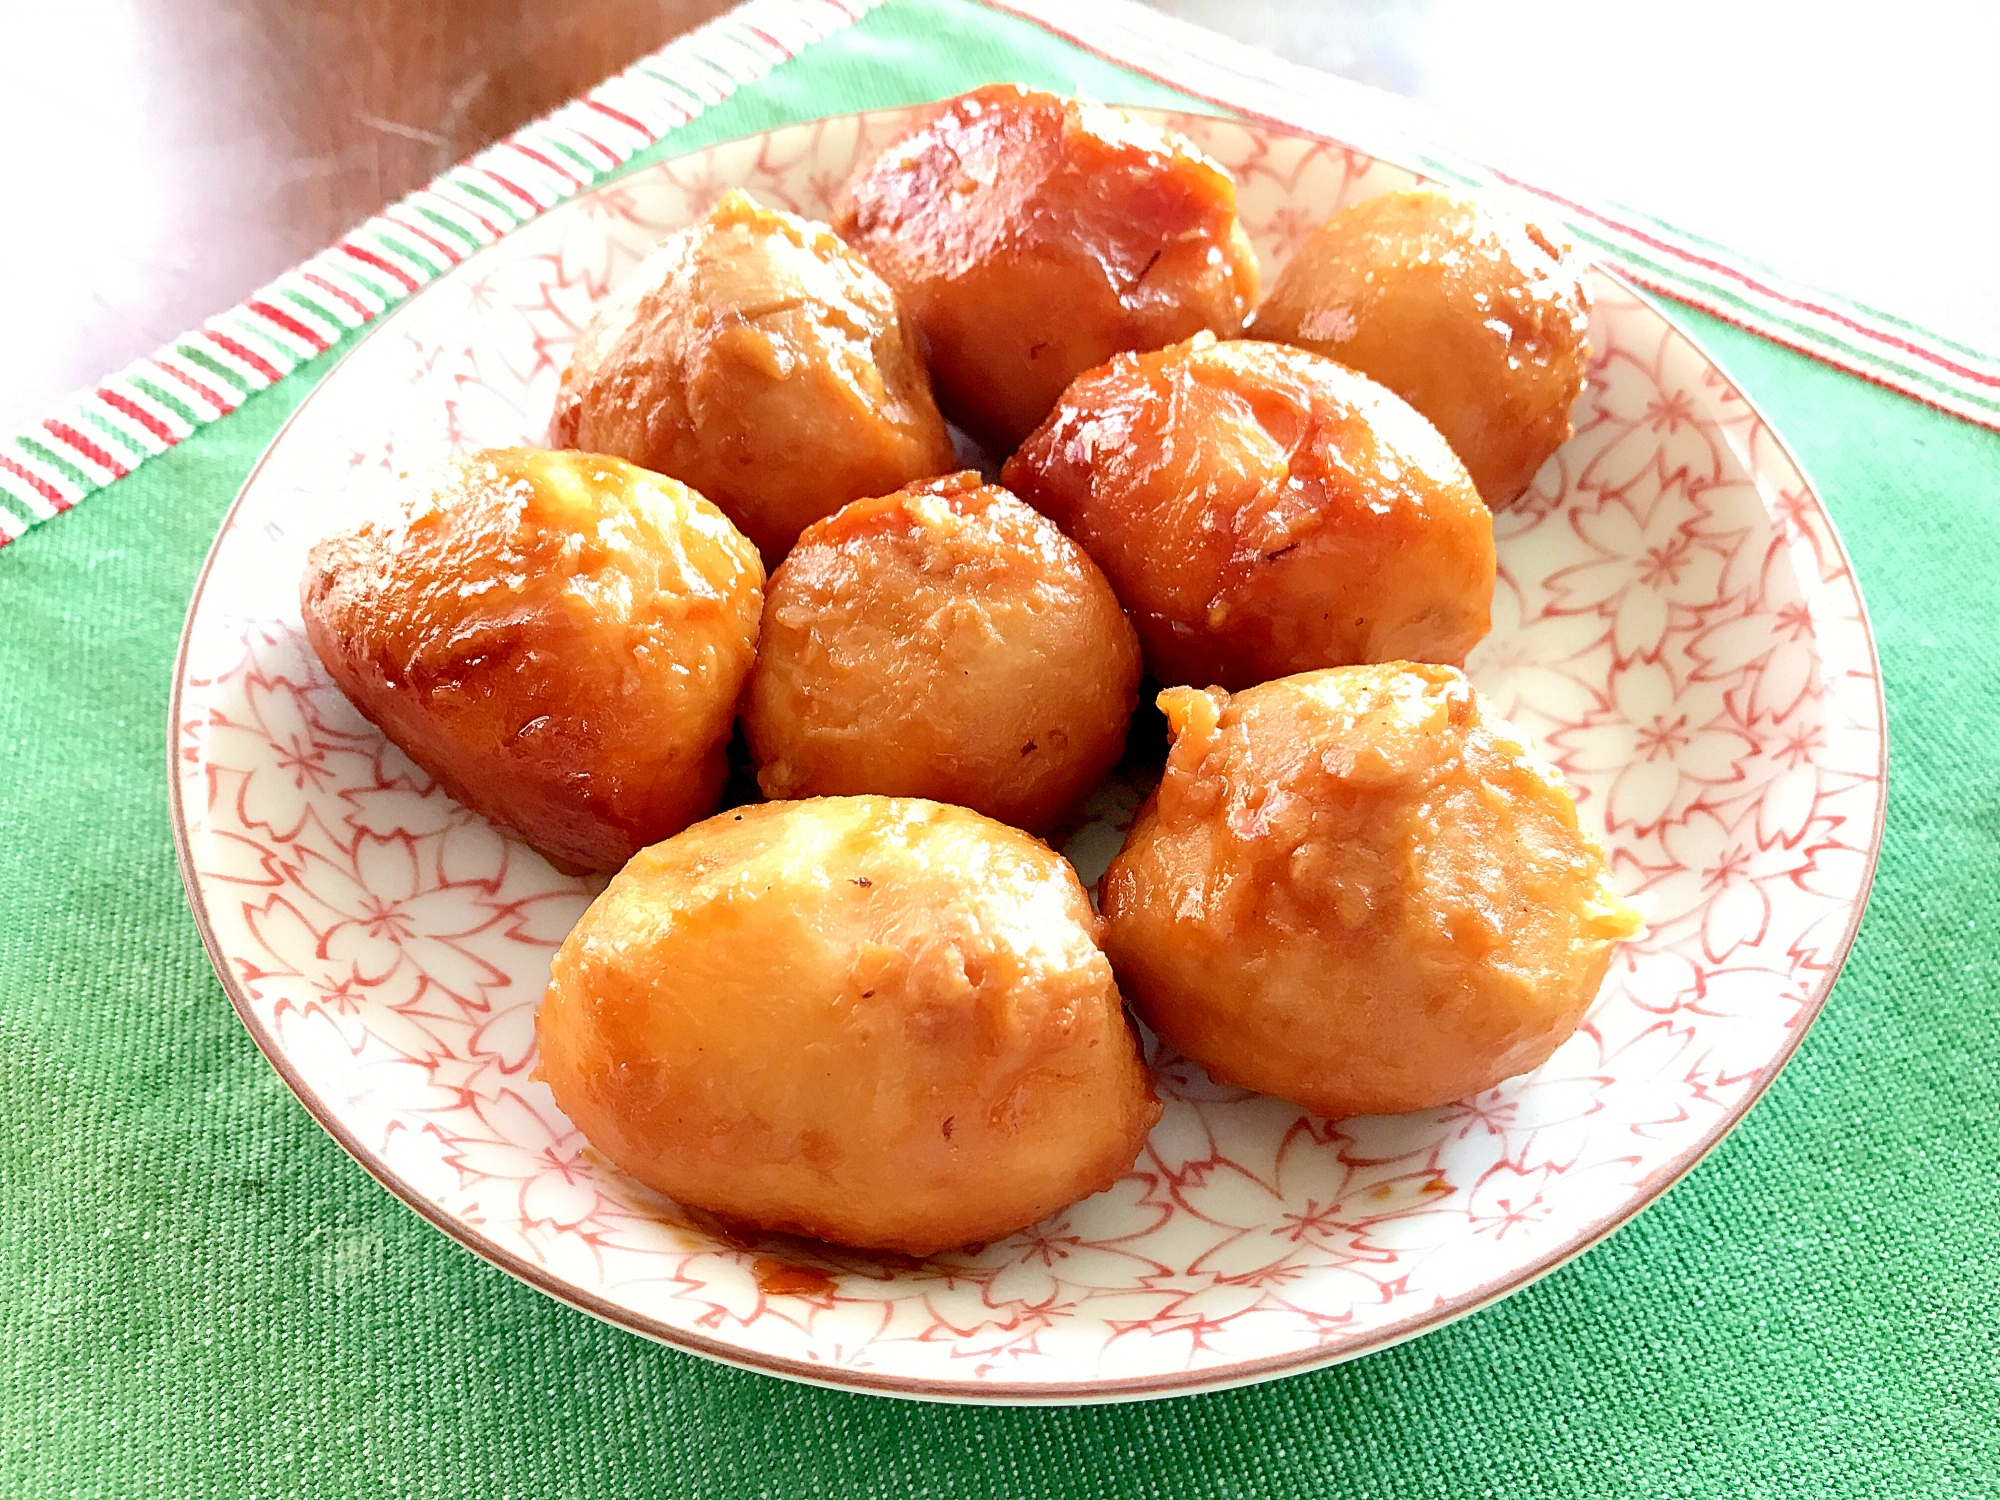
[4, 2, 1997, 1494]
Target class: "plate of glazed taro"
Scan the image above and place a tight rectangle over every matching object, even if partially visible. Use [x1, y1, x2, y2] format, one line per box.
[171, 90, 1885, 1403]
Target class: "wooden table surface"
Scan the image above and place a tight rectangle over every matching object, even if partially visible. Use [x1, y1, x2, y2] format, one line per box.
[4, 0, 1995, 436]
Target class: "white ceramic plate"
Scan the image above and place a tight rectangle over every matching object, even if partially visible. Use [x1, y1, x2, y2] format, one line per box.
[171, 107, 1885, 1403]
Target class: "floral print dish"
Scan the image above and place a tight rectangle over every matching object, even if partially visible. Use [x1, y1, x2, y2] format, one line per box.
[171, 108, 1885, 1404]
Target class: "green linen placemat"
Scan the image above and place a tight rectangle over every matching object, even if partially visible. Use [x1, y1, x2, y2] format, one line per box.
[3, 0, 1996, 1494]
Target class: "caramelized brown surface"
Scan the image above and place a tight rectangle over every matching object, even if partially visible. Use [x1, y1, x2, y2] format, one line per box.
[552, 190, 955, 564]
[743, 472, 1141, 833]
[835, 85, 1258, 450]
[1252, 188, 1592, 507]
[536, 797, 1161, 1255]
[300, 448, 763, 873]
[1003, 336, 1494, 690]
[1101, 665, 1642, 1118]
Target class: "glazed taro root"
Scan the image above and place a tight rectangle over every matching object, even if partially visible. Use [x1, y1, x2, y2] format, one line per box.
[1100, 664, 1642, 1119]
[300, 449, 763, 873]
[1251, 187, 1592, 507]
[551, 190, 955, 563]
[742, 472, 1142, 833]
[1003, 335, 1494, 691]
[835, 84, 1259, 450]
[536, 797, 1162, 1255]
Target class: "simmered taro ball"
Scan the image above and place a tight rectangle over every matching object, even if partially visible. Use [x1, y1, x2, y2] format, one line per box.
[1100, 663, 1642, 1118]
[536, 797, 1162, 1255]
[743, 471, 1142, 832]
[300, 448, 762, 873]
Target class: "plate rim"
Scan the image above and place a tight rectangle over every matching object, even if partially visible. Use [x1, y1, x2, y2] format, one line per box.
[167, 102, 1890, 1404]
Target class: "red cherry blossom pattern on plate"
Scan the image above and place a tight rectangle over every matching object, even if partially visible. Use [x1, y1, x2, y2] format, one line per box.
[171, 109, 1884, 1404]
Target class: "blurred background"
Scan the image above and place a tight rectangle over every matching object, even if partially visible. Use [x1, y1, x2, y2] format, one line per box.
[4, 0, 1994, 434]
